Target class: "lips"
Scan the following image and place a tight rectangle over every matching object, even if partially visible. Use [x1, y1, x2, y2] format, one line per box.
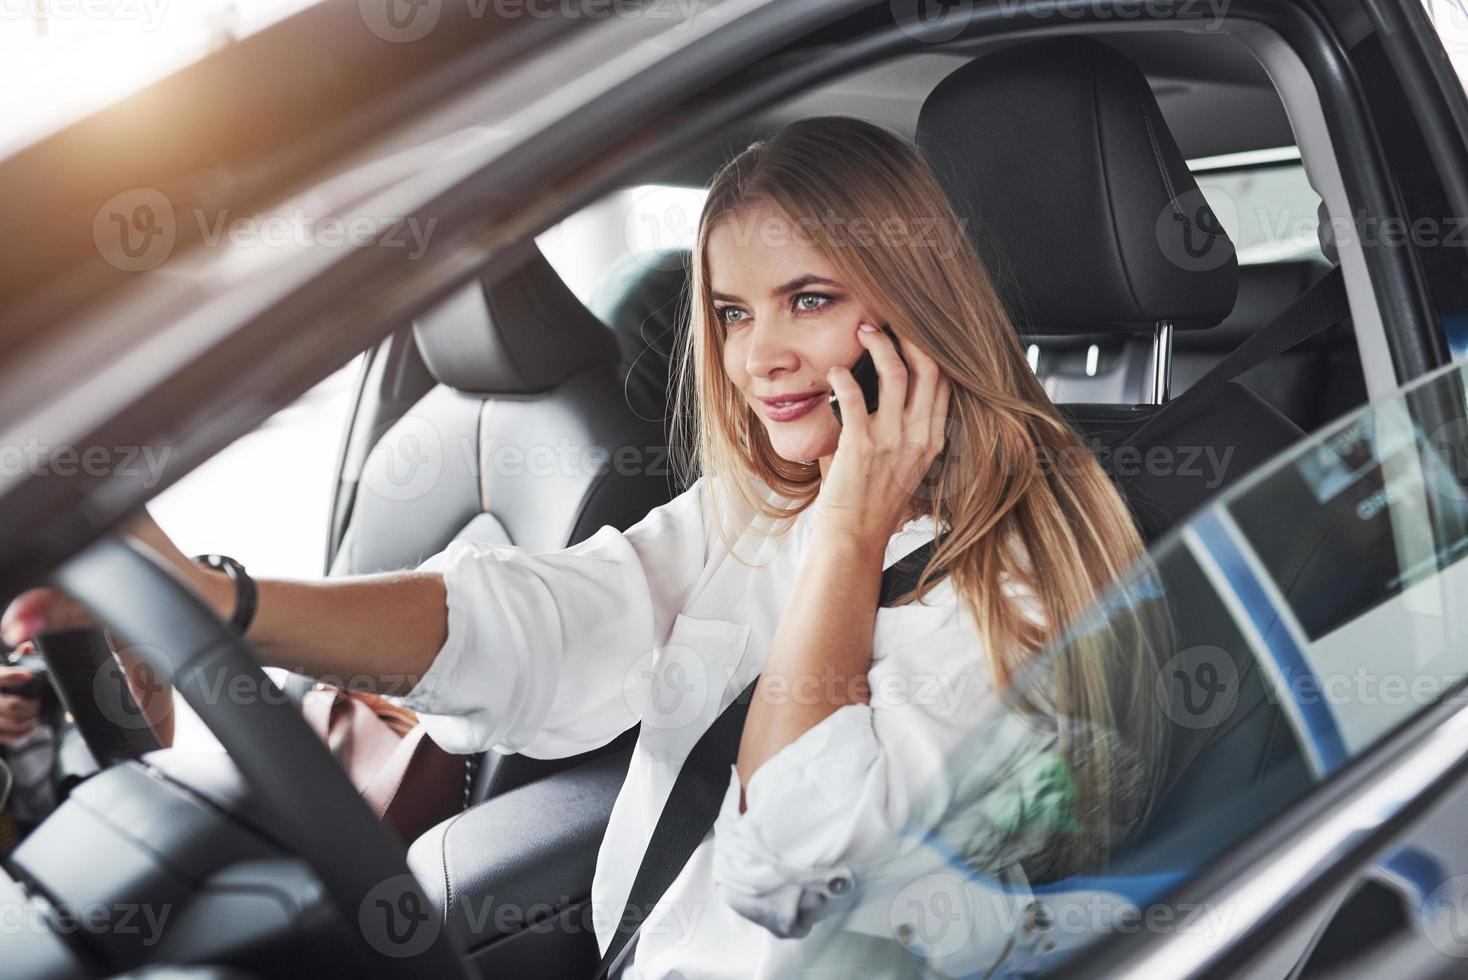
[758, 389, 825, 407]
[759, 390, 826, 422]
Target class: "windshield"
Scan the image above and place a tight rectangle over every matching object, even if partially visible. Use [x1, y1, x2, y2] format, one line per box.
[800, 353, 1468, 975]
[0, 0, 319, 158]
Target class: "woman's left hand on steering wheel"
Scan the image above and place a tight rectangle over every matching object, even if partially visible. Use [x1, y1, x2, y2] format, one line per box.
[0, 641, 42, 745]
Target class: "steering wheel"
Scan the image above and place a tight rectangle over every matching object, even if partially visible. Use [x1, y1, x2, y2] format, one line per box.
[26, 626, 162, 770]
[50, 534, 473, 980]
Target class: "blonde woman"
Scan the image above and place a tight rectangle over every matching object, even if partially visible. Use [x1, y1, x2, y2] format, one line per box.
[3, 116, 1167, 977]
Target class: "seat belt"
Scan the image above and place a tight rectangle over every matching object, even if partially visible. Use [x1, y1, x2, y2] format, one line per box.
[1109, 263, 1349, 453]
[592, 535, 948, 980]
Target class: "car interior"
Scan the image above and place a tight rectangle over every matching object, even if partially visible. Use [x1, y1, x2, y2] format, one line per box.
[277, 28, 1380, 974]
[7, 7, 1449, 979]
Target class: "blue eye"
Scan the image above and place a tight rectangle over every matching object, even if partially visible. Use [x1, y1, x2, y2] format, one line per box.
[715, 306, 748, 326]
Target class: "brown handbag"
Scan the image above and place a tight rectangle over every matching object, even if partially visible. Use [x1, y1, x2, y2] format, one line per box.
[301, 683, 468, 842]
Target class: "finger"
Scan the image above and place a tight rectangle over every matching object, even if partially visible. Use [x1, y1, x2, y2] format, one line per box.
[0, 714, 38, 739]
[857, 323, 909, 438]
[901, 339, 940, 425]
[1, 588, 94, 647]
[0, 665, 32, 686]
[827, 366, 871, 441]
[930, 376, 952, 455]
[0, 695, 39, 722]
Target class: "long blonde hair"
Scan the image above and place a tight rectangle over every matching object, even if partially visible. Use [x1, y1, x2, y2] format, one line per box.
[669, 116, 1173, 876]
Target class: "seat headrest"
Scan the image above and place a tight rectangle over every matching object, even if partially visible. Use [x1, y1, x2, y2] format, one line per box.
[916, 37, 1238, 333]
[590, 248, 691, 422]
[413, 242, 619, 395]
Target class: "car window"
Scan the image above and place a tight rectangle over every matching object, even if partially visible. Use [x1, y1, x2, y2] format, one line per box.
[536, 182, 706, 309]
[797, 353, 1468, 976]
[149, 357, 362, 578]
[0, 0, 321, 157]
[145, 355, 361, 749]
[1427, 0, 1468, 90]
[1191, 149, 1325, 265]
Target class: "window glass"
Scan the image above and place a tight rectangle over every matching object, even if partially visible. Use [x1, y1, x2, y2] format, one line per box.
[799, 354, 1468, 975]
[150, 355, 361, 577]
[1193, 152, 1325, 265]
[0, 0, 321, 157]
[536, 183, 705, 310]
[1426, 0, 1468, 89]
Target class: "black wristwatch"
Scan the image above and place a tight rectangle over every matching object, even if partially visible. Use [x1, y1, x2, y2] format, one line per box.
[192, 554, 258, 637]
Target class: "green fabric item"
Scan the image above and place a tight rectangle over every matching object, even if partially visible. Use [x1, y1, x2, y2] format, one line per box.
[973, 749, 1080, 840]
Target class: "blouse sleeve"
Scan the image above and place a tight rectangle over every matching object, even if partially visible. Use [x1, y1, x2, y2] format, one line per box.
[388, 476, 717, 758]
[710, 576, 1052, 939]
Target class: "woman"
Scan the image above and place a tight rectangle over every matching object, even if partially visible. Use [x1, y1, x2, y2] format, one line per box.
[1, 116, 1167, 976]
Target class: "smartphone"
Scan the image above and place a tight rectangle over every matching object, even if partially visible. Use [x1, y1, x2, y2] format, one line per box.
[829, 325, 907, 426]
[0, 651, 52, 703]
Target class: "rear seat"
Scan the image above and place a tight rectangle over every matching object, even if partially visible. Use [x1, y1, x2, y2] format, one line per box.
[1027, 259, 1366, 434]
[1172, 259, 1365, 431]
[589, 247, 696, 492]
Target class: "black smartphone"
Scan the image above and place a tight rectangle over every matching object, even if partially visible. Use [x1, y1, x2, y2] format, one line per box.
[0, 651, 52, 704]
[829, 325, 906, 426]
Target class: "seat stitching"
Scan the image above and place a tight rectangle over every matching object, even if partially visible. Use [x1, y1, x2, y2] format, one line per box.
[1140, 76, 1180, 210]
[440, 807, 472, 930]
[1092, 49, 1145, 320]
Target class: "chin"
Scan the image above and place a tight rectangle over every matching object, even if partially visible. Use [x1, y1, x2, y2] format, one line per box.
[762, 421, 838, 464]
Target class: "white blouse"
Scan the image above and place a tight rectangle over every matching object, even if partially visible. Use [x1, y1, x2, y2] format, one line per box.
[393, 474, 1049, 979]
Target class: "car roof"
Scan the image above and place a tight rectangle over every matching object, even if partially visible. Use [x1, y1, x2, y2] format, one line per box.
[643, 31, 1294, 188]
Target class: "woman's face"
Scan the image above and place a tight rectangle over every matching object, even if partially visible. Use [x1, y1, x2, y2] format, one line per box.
[709, 205, 877, 466]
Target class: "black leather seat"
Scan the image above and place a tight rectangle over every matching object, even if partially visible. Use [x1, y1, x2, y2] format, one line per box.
[328, 239, 677, 806]
[916, 36, 1306, 545]
[913, 37, 1394, 876]
[588, 247, 696, 489]
[1029, 258, 1365, 435]
[1172, 258, 1365, 432]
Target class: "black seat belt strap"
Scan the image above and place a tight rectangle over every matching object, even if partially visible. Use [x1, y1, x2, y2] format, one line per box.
[1112, 263, 1349, 453]
[591, 535, 947, 979]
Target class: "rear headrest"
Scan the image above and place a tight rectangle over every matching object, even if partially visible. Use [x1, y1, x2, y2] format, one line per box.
[590, 248, 691, 423]
[413, 242, 618, 395]
[916, 37, 1237, 333]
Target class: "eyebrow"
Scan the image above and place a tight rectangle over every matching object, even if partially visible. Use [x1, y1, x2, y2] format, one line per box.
[710, 274, 843, 304]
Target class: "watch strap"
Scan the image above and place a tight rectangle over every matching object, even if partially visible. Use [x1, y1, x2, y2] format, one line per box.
[192, 554, 257, 637]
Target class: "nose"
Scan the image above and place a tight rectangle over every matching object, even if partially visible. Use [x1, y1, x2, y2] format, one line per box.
[744, 316, 798, 379]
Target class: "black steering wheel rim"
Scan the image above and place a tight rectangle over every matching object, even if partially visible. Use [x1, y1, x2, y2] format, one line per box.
[50, 533, 472, 980]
